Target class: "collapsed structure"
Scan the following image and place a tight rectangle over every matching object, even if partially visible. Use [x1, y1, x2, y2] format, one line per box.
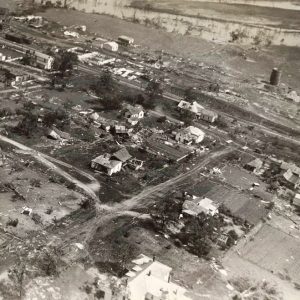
[178, 100, 218, 123]
[175, 126, 205, 144]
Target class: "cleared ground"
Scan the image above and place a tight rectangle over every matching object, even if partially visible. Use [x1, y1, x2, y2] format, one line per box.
[241, 224, 300, 284]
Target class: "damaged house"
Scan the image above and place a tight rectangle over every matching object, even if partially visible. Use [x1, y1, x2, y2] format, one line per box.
[244, 158, 263, 173]
[91, 154, 122, 176]
[175, 126, 205, 144]
[124, 104, 144, 125]
[91, 148, 133, 176]
[178, 100, 218, 123]
[279, 162, 300, 191]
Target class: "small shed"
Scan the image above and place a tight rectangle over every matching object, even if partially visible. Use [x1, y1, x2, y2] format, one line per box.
[244, 158, 263, 172]
[293, 194, 300, 207]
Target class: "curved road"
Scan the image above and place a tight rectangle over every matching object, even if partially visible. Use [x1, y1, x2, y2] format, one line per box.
[0, 134, 100, 200]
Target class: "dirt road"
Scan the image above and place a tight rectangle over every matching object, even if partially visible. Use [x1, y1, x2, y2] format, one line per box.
[79, 146, 234, 245]
[0, 134, 100, 200]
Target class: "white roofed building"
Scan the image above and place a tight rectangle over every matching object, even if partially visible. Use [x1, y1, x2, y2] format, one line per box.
[125, 254, 191, 300]
[175, 126, 205, 144]
[103, 41, 119, 52]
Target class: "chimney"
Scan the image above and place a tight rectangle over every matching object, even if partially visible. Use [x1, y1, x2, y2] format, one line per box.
[153, 255, 156, 262]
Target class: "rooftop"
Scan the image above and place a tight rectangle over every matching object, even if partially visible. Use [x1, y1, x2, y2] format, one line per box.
[183, 196, 218, 216]
[92, 154, 121, 170]
[112, 147, 132, 163]
[180, 126, 204, 137]
[126, 254, 190, 300]
[125, 104, 144, 116]
[246, 158, 263, 169]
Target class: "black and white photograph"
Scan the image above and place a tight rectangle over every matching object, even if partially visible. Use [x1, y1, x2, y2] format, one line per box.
[0, 0, 299, 299]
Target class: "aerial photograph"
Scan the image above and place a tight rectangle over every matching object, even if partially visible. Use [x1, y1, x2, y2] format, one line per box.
[0, 0, 299, 299]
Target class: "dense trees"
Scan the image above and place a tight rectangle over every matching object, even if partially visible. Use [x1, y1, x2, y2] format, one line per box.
[184, 87, 198, 103]
[54, 51, 78, 77]
[90, 72, 123, 110]
[145, 80, 162, 100]
[178, 109, 194, 125]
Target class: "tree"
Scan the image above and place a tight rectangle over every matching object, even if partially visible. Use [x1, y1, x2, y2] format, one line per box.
[43, 107, 69, 129]
[146, 80, 162, 97]
[8, 262, 26, 298]
[91, 72, 116, 95]
[21, 51, 35, 67]
[90, 72, 122, 110]
[54, 51, 78, 76]
[15, 110, 38, 137]
[184, 87, 197, 103]
[179, 109, 194, 126]
[0, 68, 15, 86]
[101, 95, 122, 110]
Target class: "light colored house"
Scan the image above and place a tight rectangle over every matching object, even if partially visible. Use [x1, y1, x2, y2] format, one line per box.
[279, 162, 300, 190]
[113, 125, 133, 135]
[177, 101, 218, 123]
[293, 194, 300, 207]
[91, 154, 122, 176]
[30, 50, 54, 70]
[175, 126, 205, 144]
[199, 109, 218, 123]
[125, 105, 144, 120]
[126, 254, 191, 300]
[178, 100, 203, 115]
[281, 169, 300, 190]
[103, 41, 119, 52]
[245, 158, 263, 173]
[118, 35, 134, 45]
[183, 197, 218, 216]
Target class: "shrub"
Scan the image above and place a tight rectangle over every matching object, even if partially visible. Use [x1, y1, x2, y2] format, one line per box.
[6, 218, 18, 227]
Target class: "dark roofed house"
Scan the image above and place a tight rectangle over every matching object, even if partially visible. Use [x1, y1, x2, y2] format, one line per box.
[244, 158, 263, 173]
[112, 147, 132, 163]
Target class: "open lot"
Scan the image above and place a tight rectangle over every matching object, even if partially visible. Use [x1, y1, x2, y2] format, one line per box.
[241, 223, 300, 284]
[187, 163, 273, 225]
[0, 150, 83, 237]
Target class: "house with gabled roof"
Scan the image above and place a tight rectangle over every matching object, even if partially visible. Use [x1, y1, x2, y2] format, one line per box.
[91, 153, 122, 176]
[112, 147, 132, 163]
[177, 101, 218, 123]
[244, 158, 263, 173]
[125, 254, 191, 300]
[183, 196, 218, 217]
[124, 104, 144, 120]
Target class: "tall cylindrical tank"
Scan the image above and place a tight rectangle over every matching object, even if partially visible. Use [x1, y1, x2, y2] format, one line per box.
[270, 68, 281, 86]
